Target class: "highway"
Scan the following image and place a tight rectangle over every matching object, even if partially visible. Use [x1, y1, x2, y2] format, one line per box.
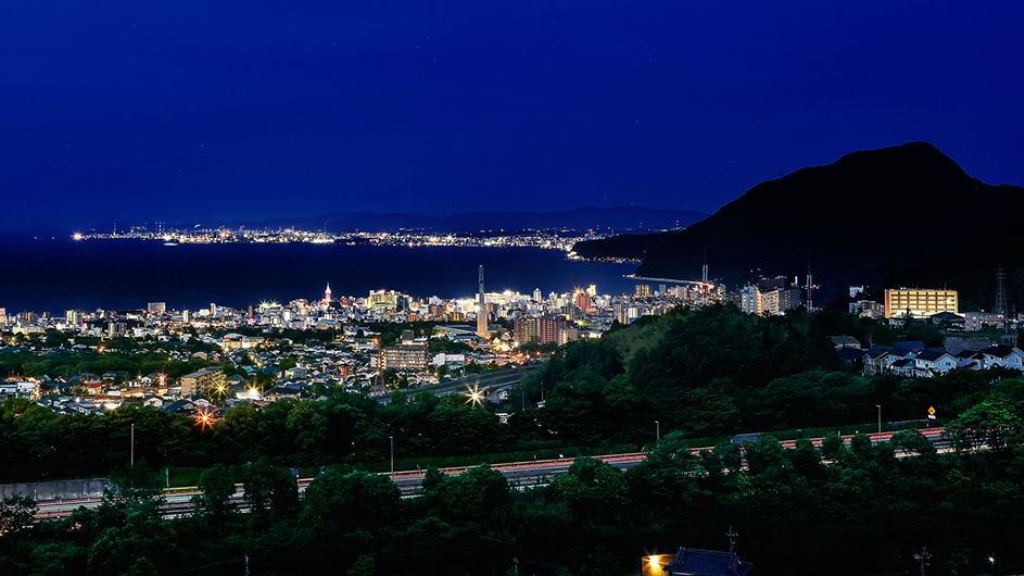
[377, 364, 541, 404]
[31, 426, 948, 521]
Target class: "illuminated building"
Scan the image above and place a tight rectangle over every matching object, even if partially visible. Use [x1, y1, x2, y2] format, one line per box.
[514, 315, 575, 346]
[884, 288, 959, 319]
[323, 283, 332, 304]
[368, 289, 404, 311]
[635, 284, 653, 298]
[740, 286, 764, 315]
[180, 367, 226, 398]
[476, 265, 489, 338]
[0, 307, 6, 326]
[65, 309, 80, 326]
[573, 289, 593, 313]
[220, 333, 265, 351]
[380, 330, 430, 371]
[147, 302, 167, 315]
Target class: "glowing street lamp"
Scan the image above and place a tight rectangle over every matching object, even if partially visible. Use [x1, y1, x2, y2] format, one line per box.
[465, 384, 485, 407]
[213, 382, 228, 399]
[194, 408, 217, 431]
[642, 554, 668, 576]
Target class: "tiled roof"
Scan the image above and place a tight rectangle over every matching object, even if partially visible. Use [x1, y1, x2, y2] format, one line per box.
[668, 548, 753, 576]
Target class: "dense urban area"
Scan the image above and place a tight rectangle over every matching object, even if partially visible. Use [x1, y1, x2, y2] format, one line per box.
[3, 249, 1024, 575]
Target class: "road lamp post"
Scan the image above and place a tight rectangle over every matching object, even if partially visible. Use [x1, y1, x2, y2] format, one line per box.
[130, 423, 135, 468]
[655, 420, 660, 442]
[389, 435, 395, 476]
[875, 404, 882, 435]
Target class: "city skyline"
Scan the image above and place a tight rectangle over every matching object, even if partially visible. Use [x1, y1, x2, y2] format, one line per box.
[2, 1, 1023, 230]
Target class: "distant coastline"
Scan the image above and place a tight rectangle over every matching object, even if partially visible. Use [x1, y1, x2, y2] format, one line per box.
[0, 238, 638, 313]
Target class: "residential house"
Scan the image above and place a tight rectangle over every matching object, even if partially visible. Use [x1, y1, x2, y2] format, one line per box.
[658, 548, 754, 576]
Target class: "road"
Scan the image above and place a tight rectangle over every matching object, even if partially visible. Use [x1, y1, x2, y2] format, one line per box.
[32, 426, 948, 521]
[377, 364, 541, 404]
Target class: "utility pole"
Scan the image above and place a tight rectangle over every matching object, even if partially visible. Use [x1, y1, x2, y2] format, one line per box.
[130, 423, 135, 468]
[726, 526, 739, 554]
[389, 435, 395, 476]
[655, 420, 660, 442]
[876, 404, 882, 435]
[913, 546, 930, 576]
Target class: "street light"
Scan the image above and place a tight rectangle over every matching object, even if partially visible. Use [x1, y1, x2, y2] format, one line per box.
[642, 554, 668, 576]
[655, 420, 660, 442]
[389, 435, 395, 476]
[876, 404, 882, 435]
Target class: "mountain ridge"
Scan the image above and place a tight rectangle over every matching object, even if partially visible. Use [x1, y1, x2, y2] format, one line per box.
[573, 142, 1024, 308]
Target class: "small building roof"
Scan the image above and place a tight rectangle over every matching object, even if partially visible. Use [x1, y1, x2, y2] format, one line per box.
[667, 548, 753, 576]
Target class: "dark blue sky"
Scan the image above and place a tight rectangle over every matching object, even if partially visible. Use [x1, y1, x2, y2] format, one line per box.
[1, 1, 1022, 231]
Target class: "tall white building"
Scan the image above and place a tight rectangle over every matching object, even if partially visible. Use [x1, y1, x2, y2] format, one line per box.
[476, 265, 489, 338]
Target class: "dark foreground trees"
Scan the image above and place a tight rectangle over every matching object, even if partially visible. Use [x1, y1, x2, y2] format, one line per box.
[5, 432, 1024, 575]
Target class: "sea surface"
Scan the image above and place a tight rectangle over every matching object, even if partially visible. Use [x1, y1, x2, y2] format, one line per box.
[0, 237, 638, 313]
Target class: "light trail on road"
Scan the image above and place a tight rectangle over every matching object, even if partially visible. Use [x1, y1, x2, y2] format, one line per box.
[31, 426, 949, 520]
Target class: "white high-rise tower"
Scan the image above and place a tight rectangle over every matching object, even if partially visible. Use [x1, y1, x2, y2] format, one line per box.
[476, 265, 489, 338]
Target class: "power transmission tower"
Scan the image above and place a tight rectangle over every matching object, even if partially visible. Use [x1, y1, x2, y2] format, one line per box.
[996, 265, 1016, 346]
[996, 265, 1008, 318]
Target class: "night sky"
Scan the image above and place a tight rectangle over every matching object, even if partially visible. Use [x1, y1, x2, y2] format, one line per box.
[1, 1, 1022, 231]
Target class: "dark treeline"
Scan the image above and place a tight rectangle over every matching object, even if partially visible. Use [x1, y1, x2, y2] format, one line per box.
[4, 410, 1024, 575]
[529, 305, 1002, 443]
[0, 393, 518, 483]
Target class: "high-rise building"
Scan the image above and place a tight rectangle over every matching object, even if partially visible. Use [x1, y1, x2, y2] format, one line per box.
[635, 284, 652, 298]
[515, 316, 573, 346]
[368, 289, 404, 311]
[613, 302, 640, 325]
[476, 265, 489, 338]
[573, 289, 592, 313]
[147, 302, 167, 315]
[884, 288, 959, 319]
[0, 307, 9, 326]
[65, 309, 80, 326]
[532, 288, 542, 302]
[740, 286, 764, 315]
[380, 331, 430, 372]
[323, 283, 332, 304]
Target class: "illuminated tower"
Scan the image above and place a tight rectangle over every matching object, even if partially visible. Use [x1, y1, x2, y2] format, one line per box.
[476, 265, 489, 338]
[323, 283, 332, 304]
